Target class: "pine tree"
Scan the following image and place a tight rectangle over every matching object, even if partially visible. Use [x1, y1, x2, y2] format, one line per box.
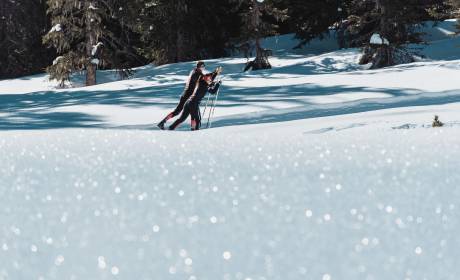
[135, 0, 196, 64]
[335, 0, 378, 48]
[0, 0, 52, 79]
[286, 0, 342, 49]
[449, 0, 460, 28]
[188, 0, 243, 61]
[95, 0, 147, 79]
[43, 0, 144, 87]
[231, 0, 287, 71]
[135, 0, 241, 65]
[343, 0, 453, 68]
[43, 0, 103, 86]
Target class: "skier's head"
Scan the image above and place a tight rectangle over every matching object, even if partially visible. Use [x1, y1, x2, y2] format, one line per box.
[196, 61, 205, 70]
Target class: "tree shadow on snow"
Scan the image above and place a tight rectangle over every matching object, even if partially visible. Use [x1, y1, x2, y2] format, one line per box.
[1, 68, 460, 130]
[0, 83, 185, 130]
[211, 89, 460, 129]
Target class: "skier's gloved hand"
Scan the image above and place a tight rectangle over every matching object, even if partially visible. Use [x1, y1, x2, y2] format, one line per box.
[208, 80, 221, 95]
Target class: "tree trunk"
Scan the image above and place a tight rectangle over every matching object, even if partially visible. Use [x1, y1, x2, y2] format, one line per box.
[250, 0, 271, 71]
[86, 63, 96, 86]
[360, 0, 394, 69]
[86, 1, 97, 86]
[252, 38, 271, 70]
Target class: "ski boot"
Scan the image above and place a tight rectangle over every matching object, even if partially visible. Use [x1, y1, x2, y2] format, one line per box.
[157, 121, 166, 130]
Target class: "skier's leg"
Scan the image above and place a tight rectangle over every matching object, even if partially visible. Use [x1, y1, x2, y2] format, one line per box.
[169, 101, 191, 130]
[158, 112, 174, 130]
[171, 94, 189, 116]
[190, 102, 200, 131]
[158, 94, 188, 129]
[198, 105, 202, 130]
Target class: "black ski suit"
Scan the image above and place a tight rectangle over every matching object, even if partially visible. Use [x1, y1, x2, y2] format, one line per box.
[169, 70, 219, 130]
[159, 68, 203, 125]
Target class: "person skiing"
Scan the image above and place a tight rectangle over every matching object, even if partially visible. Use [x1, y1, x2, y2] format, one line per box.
[157, 61, 206, 130]
[169, 66, 223, 131]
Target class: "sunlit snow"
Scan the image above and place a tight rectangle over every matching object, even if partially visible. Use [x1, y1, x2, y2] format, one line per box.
[0, 19, 460, 280]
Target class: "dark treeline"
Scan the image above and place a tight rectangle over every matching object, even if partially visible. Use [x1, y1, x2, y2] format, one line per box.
[0, 0, 457, 84]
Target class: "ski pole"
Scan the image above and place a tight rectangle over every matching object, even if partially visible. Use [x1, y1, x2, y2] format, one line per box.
[207, 82, 222, 129]
[206, 94, 216, 128]
[202, 90, 212, 118]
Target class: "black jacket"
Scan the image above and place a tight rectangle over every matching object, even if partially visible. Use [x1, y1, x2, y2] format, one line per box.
[183, 68, 203, 97]
[189, 70, 218, 104]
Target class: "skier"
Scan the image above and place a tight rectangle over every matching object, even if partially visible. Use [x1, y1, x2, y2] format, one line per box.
[157, 61, 206, 130]
[169, 66, 223, 131]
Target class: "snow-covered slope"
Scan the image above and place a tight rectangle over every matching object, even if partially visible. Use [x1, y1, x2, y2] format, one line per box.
[1, 21, 460, 130]
[0, 20, 460, 280]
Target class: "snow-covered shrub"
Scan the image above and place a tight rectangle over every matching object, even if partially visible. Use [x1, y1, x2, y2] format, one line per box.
[360, 34, 415, 69]
[47, 53, 77, 87]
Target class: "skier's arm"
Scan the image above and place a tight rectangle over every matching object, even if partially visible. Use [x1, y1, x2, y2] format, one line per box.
[210, 66, 223, 82]
[208, 80, 221, 95]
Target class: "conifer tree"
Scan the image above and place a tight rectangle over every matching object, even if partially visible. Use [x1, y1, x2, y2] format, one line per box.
[0, 0, 52, 79]
[231, 0, 287, 71]
[135, 0, 192, 64]
[285, 0, 342, 49]
[343, 0, 453, 68]
[43, 0, 104, 86]
[94, 0, 147, 79]
[43, 0, 143, 86]
[135, 0, 241, 65]
[449, 0, 460, 27]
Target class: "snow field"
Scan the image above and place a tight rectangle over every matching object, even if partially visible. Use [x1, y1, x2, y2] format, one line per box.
[0, 19, 460, 280]
[1, 107, 460, 279]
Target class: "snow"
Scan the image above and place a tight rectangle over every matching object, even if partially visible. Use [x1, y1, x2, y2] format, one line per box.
[52, 56, 63, 65]
[0, 19, 460, 280]
[370, 33, 390, 45]
[49, 24, 62, 33]
[91, 42, 104, 56]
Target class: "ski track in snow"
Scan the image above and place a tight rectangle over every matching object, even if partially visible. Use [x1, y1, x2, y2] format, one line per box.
[0, 20, 460, 280]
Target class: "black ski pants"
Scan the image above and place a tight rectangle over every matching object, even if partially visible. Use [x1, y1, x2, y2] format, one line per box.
[160, 93, 190, 124]
[169, 100, 201, 130]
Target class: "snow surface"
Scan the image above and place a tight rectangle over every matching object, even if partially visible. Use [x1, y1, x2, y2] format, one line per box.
[92, 42, 104, 57]
[370, 33, 389, 45]
[48, 24, 62, 33]
[0, 20, 460, 280]
[52, 56, 63, 66]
